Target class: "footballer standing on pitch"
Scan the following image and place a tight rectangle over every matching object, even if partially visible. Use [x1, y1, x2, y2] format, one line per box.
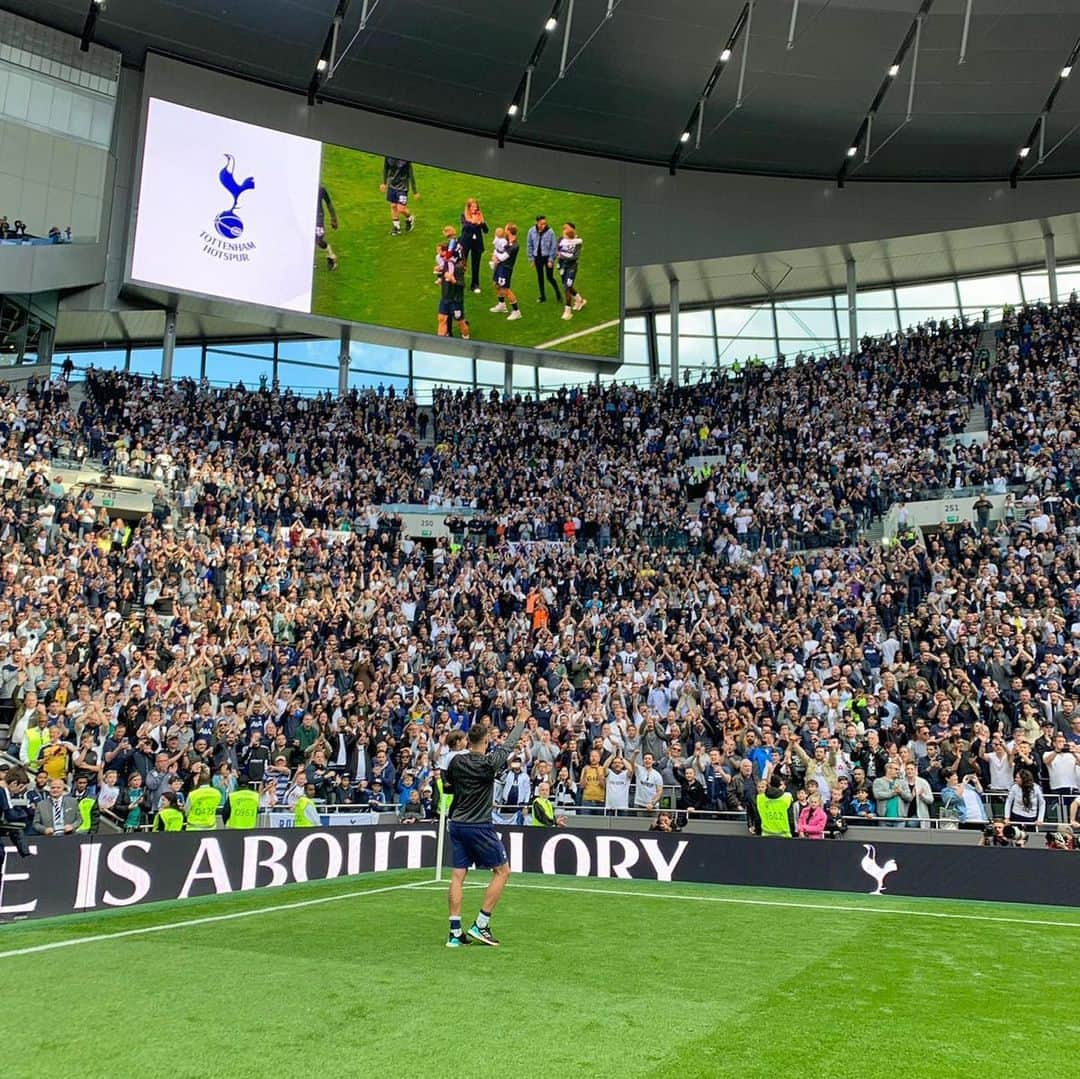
[380, 156, 417, 235]
[443, 708, 527, 947]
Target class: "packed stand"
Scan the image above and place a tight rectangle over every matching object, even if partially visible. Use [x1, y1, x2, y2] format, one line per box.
[0, 307, 1078, 850]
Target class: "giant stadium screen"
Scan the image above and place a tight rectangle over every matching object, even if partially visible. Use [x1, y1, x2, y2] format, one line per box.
[129, 98, 623, 359]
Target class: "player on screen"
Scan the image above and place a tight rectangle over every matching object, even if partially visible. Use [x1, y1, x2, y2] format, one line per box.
[380, 156, 417, 235]
[558, 222, 585, 321]
[435, 238, 470, 340]
[488, 223, 522, 321]
[315, 185, 339, 270]
[443, 710, 527, 947]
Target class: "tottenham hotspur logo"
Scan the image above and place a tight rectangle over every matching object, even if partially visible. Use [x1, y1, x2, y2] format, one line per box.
[201, 154, 257, 262]
[214, 154, 255, 239]
[860, 844, 898, 895]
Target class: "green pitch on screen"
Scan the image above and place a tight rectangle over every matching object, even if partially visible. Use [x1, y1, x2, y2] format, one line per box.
[311, 144, 623, 359]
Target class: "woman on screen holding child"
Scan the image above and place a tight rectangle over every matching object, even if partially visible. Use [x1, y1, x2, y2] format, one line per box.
[460, 198, 489, 295]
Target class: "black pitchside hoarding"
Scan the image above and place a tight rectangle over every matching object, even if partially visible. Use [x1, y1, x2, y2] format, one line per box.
[2, 827, 1077, 922]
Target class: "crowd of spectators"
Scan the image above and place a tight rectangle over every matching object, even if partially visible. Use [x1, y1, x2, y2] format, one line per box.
[1, 300, 1079, 848]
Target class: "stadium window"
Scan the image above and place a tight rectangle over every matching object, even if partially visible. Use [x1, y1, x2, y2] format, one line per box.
[539, 367, 592, 390]
[349, 369, 409, 393]
[855, 287, 896, 309]
[275, 360, 338, 394]
[713, 306, 772, 338]
[203, 348, 273, 388]
[779, 339, 836, 362]
[172, 346, 202, 381]
[653, 334, 715, 367]
[716, 337, 776, 367]
[655, 310, 713, 336]
[348, 342, 408, 376]
[512, 364, 537, 398]
[624, 316, 648, 335]
[1020, 272, 1051, 304]
[894, 281, 958, 310]
[623, 332, 648, 365]
[414, 350, 475, 385]
[958, 272, 1022, 312]
[897, 309, 962, 331]
[1057, 266, 1080, 297]
[276, 338, 339, 366]
[774, 295, 835, 310]
[128, 347, 164, 377]
[774, 307, 838, 341]
[53, 348, 126, 375]
[853, 307, 900, 337]
[474, 359, 505, 389]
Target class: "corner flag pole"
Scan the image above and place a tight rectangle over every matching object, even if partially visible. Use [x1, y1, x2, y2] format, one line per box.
[434, 805, 447, 883]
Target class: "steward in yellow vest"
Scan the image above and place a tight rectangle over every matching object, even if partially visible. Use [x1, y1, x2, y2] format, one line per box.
[756, 781, 794, 838]
[529, 783, 565, 827]
[186, 781, 221, 830]
[294, 787, 319, 828]
[226, 787, 260, 829]
[154, 792, 185, 831]
[76, 795, 98, 834]
[23, 723, 47, 771]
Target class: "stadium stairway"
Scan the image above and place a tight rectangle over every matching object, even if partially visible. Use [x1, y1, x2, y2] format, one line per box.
[963, 321, 998, 440]
[416, 406, 435, 448]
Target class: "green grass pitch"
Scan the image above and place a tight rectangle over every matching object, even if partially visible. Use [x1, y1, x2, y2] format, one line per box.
[311, 145, 623, 360]
[5, 869, 1078, 1077]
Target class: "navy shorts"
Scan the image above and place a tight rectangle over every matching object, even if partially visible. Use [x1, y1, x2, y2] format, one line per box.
[449, 822, 508, 870]
[386, 187, 408, 206]
[559, 264, 575, 289]
[494, 265, 512, 288]
[438, 299, 465, 320]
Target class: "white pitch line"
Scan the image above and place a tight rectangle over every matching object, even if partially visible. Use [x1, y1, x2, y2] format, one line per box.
[0, 879, 430, 961]
[508, 880, 1080, 929]
[535, 318, 620, 351]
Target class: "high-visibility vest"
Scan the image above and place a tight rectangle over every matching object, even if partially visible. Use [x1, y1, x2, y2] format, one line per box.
[435, 776, 453, 817]
[757, 791, 793, 837]
[294, 796, 317, 828]
[227, 788, 260, 829]
[530, 797, 555, 826]
[77, 797, 96, 833]
[186, 786, 221, 830]
[155, 807, 185, 831]
[25, 726, 46, 769]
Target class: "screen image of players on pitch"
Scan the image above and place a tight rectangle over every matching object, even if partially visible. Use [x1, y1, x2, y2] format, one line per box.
[310, 143, 622, 359]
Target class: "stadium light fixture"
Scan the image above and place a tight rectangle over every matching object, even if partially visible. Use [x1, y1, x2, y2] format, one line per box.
[316, 58, 328, 73]
[1009, 35, 1080, 185]
[508, 103, 519, 116]
[836, 0, 932, 186]
[1062, 66, 1073, 79]
[669, 3, 750, 172]
[545, 17, 557, 31]
[1018, 146, 1030, 158]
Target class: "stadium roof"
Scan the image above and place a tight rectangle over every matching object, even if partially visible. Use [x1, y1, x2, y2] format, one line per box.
[627, 209, 1080, 310]
[8, 0, 1080, 182]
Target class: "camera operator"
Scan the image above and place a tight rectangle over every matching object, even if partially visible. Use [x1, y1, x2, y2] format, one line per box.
[980, 819, 1027, 848]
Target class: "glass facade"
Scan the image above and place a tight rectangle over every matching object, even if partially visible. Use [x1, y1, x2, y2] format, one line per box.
[49, 263, 1077, 398]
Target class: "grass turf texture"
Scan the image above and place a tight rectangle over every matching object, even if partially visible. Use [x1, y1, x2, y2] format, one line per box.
[5, 869, 1078, 1078]
[312, 145, 622, 359]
